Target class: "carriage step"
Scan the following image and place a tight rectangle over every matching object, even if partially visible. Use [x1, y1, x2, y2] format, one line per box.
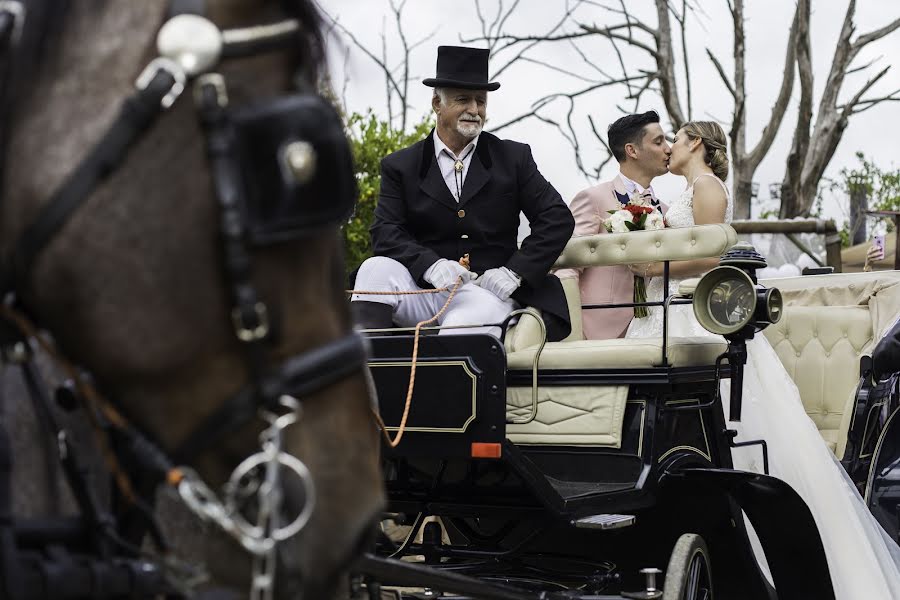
[573, 514, 635, 530]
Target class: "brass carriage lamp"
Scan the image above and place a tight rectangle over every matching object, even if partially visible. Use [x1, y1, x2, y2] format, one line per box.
[692, 242, 784, 420]
[693, 242, 783, 338]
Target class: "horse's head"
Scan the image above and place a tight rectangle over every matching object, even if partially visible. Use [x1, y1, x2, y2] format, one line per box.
[0, 1, 382, 596]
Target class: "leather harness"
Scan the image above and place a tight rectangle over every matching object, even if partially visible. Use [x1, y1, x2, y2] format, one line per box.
[0, 0, 368, 596]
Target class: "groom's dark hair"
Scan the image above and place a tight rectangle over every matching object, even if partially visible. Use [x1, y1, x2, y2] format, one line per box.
[608, 111, 661, 163]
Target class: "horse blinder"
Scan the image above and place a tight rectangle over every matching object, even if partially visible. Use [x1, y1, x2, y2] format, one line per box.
[231, 93, 357, 245]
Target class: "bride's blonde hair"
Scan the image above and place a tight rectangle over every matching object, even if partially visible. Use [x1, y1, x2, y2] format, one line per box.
[681, 121, 729, 182]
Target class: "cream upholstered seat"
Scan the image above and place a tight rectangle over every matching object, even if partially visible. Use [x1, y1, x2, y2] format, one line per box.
[505, 225, 737, 447]
[760, 271, 900, 458]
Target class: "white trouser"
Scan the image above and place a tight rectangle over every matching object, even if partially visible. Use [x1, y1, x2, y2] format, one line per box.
[351, 256, 517, 337]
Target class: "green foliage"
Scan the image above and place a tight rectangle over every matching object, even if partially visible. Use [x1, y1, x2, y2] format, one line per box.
[828, 152, 900, 245]
[343, 111, 434, 277]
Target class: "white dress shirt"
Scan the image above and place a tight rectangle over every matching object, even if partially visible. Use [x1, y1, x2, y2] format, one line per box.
[434, 131, 479, 202]
[619, 171, 658, 203]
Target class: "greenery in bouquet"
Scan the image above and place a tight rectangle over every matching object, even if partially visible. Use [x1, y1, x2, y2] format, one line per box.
[605, 192, 666, 318]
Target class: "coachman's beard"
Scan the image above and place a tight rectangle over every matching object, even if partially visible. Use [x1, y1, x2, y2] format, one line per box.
[457, 116, 483, 139]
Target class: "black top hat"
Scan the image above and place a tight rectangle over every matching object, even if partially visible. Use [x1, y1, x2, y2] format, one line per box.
[422, 46, 500, 91]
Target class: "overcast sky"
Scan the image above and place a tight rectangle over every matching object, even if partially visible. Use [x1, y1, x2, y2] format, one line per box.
[318, 0, 900, 226]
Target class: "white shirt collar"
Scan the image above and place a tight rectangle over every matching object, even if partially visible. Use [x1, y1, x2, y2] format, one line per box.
[434, 130, 479, 160]
[619, 171, 653, 196]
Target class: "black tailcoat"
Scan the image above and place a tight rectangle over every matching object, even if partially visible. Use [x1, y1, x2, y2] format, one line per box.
[371, 130, 575, 341]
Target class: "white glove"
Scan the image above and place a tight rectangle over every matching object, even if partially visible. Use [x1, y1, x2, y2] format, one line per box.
[476, 267, 521, 301]
[424, 258, 477, 289]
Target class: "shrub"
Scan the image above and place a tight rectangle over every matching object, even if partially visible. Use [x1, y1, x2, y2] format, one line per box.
[343, 111, 433, 277]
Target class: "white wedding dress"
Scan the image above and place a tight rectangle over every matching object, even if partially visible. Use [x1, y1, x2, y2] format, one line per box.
[626, 173, 900, 599]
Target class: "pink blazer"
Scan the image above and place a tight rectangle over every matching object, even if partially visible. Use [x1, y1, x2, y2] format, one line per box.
[556, 175, 666, 340]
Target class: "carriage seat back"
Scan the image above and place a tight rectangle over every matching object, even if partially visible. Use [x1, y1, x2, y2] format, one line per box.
[760, 271, 900, 458]
[503, 225, 739, 448]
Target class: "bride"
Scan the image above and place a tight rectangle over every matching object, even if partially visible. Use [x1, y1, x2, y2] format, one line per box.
[625, 120, 900, 598]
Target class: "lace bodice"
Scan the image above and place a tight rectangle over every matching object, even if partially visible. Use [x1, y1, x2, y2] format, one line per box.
[664, 173, 733, 229]
[626, 173, 732, 338]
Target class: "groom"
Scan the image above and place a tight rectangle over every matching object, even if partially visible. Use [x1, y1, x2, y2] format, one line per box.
[556, 111, 671, 339]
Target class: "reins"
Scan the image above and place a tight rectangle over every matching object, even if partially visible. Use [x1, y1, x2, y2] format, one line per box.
[350, 277, 464, 448]
[347, 254, 473, 448]
[0, 1, 370, 596]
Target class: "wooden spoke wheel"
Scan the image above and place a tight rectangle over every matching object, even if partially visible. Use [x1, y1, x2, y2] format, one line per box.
[663, 533, 713, 600]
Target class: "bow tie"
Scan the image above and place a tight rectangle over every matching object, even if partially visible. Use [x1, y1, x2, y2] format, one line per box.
[616, 190, 661, 208]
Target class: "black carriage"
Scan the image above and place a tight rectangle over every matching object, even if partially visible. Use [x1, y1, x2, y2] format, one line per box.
[358, 224, 900, 600]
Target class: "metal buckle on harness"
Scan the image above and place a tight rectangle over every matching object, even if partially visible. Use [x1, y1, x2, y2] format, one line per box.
[193, 72, 228, 108]
[0, 1, 25, 46]
[135, 57, 186, 109]
[232, 302, 270, 342]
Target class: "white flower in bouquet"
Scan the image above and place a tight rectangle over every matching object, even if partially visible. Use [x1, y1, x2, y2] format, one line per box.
[644, 211, 665, 230]
[606, 209, 634, 233]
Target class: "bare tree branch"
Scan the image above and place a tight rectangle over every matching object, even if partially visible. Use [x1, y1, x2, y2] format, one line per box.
[853, 16, 900, 50]
[389, 0, 411, 130]
[782, 0, 900, 216]
[322, 13, 406, 121]
[651, 0, 686, 127]
[485, 0, 584, 79]
[849, 89, 900, 114]
[490, 74, 646, 133]
[846, 55, 883, 75]
[745, 1, 799, 169]
[705, 48, 736, 99]
[578, 23, 660, 58]
[513, 56, 607, 84]
[780, 0, 813, 217]
[568, 38, 617, 81]
[840, 65, 891, 117]
[673, 0, 693, 119]
[380, 20, 393, 126]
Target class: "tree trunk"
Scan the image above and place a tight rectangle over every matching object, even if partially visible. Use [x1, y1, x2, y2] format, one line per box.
[732, 175, 753, 220]
[779, 176, 802, 218]
[849, 181, 868, 245]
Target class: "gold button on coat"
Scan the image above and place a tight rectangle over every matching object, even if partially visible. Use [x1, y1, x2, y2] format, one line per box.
[457, 209, 466, 218]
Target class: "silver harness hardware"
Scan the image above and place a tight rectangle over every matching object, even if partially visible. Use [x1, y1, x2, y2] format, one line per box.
[0, 2, 365, 597]
[176, 396, 315, 600]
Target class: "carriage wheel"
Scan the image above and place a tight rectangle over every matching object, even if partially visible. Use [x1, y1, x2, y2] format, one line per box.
[662, 533, 713, 600]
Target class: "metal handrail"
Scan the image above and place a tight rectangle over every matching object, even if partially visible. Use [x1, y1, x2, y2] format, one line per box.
[502, 308, 547, 426]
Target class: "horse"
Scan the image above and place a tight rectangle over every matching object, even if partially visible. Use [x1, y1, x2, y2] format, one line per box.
[0, 1, 383, 597]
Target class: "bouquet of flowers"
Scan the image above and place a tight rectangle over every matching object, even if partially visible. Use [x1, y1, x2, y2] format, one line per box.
[605, 191, 666, 318]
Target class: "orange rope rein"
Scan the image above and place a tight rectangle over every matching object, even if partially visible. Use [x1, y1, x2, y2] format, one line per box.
[351, 254, 473, 448]
[368, 276, 464, 448]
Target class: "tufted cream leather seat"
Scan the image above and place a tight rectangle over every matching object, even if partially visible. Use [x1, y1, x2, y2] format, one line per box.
[505, 225, 900, 456]
[505, 225, 737, 447]
[764, 306, 872, 453]
[760, 271, 900, 458]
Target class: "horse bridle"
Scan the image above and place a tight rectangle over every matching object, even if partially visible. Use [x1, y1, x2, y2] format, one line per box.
[0, 1, 367, 453]
[0, 0, 368, 594]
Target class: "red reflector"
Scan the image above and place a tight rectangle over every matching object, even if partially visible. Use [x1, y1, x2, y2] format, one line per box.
[471, 442, 502, 458]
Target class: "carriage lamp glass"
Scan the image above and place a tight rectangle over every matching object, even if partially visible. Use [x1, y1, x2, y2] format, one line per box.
[694, 266, 784, 336]
[694, 266, 756, 335]
[708, 275, 755, 330]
